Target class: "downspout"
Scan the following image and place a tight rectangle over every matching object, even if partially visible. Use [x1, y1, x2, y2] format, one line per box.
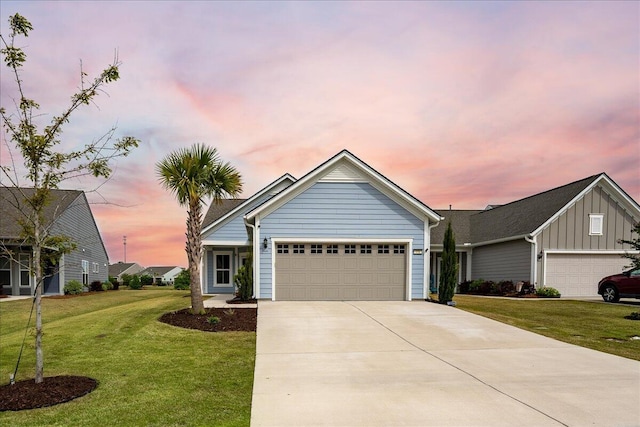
[524, 235, 537, 286]
[244, 217, 258, 299]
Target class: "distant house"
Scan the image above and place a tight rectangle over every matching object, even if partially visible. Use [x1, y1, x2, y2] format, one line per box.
[201, 151, 639, 300]
[1, 187, 109, 296]
[108, 262, 144, 283]
[138, 266, 183, 285]
[431, 173, 640, 297]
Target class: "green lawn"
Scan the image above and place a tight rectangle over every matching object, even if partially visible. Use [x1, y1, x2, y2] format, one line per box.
[453, 295, 640, 361]
[0, 289, 255, 426]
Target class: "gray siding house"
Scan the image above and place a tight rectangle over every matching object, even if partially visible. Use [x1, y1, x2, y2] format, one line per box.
[201, 150, 442, 300]
[432, 173, 640, 297]
[1, 187, 109, 296]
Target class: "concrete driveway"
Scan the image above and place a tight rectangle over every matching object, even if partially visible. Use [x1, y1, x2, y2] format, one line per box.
[251, 301, 640, 427]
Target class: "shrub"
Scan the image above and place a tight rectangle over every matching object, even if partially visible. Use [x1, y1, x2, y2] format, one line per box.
[140, 274, 153, 286]
[112, 280, 120, 291]
[108, 275, 118, 285]
[536, 286, 561, 298]
[121, 273, 132, 287]
[64, 280, 83, 295]
[173, 269, 190, 290]
[207, 316, 220, 325]
[497, 281, 515, 295]
[89, 280, 104, 292]
[102, 281, 113, 291]
[128, 275, 143, 290]
[458, 281, 471, 294]
[234, 253, 253, 301]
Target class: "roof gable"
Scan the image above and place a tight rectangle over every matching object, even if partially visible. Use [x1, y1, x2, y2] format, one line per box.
[432, 210, 483, 245]
[245, 150, 441, 223]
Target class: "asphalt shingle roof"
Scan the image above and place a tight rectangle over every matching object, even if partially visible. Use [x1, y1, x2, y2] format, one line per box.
[469, 174, 601, 243]
[202, 199, 247, 229]
[432, 210, 483, 245]
[0, 187, 82, 240]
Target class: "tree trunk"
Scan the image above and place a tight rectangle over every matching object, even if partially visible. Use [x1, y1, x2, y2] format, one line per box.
[34, 221, 44, 383]
[186, 200, 205, 314]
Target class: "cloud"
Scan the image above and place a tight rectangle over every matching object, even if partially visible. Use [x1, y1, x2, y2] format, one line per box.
[1, 1, 638, 266]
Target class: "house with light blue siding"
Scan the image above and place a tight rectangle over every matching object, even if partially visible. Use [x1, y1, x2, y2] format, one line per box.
[0, 187, 109, 296]
[201, 150, 442, 300]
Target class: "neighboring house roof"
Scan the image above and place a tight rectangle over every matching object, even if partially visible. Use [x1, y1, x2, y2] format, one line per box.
[468, 173, 640, 244]
[202, 199, 247, 229]
[245, 150, 442, 223]
[0, 187, 82, 240]
[108, 262, 143, 277]
[139, 266, 182, 276]
[432, 210, 483, 245]
[201, 173, 296, 235]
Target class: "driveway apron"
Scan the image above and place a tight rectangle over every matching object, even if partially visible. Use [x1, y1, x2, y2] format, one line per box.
[250, 301, 640, 427]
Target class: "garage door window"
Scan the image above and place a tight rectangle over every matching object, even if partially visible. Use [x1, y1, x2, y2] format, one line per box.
[344, 244, 356, 254]
[360, 245, 372, 254]
[378, 245, 390, 254]
[277, 244, 289, 254]
[394, 245, 405, 254]
[327, 244, 338, 254]
[293, 244, 305, 254]
[311, 244, 323, 254]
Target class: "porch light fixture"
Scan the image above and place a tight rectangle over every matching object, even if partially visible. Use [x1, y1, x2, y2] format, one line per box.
[263, 237, 268, 249]
[537, 251, 543, 261]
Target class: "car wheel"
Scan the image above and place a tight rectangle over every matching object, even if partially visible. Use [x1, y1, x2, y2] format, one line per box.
[601, 284, 619, 303]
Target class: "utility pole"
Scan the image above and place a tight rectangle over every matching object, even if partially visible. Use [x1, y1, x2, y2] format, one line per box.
[123, 235, 127, 263]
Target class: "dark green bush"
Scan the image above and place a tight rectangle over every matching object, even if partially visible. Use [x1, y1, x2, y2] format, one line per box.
[234, 252, 253, 301]
[173, 269, 190, 290]
[63, 280, 83, 295]
[89, 280, 104, 292]
[140, 274, 153, 286]
[207, 316, 220, 325]
[102, 281, 113, 291]
[128, 275, 142, 290]
[108, 275, 118, 285]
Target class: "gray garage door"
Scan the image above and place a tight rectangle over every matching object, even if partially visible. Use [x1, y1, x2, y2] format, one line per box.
[546, 253, 629, 297]
[275, 243, 407, 301]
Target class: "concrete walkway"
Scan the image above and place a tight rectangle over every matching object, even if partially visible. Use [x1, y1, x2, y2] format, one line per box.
[251, 301, 640, 427]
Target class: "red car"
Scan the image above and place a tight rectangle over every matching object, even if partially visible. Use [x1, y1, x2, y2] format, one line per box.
[598, 268, 640, 302]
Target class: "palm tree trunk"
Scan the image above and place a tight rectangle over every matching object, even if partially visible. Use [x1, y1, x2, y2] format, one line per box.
[187, 200, 205, 314]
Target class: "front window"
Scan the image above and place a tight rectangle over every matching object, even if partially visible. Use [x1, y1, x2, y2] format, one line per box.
[82, 260, 89, 285]
[1, 257, 11, 289]
[215, 253, 231, 286]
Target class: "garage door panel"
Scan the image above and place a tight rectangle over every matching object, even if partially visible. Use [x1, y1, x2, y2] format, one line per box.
[546, 254, 629, 297]
[275, 242, 406, 301]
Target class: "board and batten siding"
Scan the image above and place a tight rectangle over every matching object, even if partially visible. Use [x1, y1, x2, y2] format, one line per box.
[50, 193, 108, 291]
[202, 193, 276, 242]
[537, 184, 637, 251]
[472, 239, 531, 283]
[258, 182, 426, 299]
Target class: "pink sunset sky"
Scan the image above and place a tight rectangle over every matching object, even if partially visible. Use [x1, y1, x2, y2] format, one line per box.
[1, 1, 638, 268]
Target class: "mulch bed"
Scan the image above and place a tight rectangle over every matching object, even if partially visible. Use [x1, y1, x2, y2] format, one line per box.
[0, 376, 97, 412]
[159, 307, 257, 332]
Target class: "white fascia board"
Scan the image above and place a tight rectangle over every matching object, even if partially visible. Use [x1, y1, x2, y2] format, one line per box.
[245, 150, 440, 223]
[468, 234, 530, 247]
[598, 174, 640, 215]
[544, 249, 640, 255]
[200, 173, 296, 236]
[201, 240, 249, 247]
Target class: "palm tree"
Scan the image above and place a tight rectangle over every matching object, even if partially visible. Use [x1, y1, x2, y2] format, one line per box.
[156, 144, 242, 313]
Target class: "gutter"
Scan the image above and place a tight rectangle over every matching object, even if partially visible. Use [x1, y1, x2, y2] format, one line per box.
[244, 216, 258, 299]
